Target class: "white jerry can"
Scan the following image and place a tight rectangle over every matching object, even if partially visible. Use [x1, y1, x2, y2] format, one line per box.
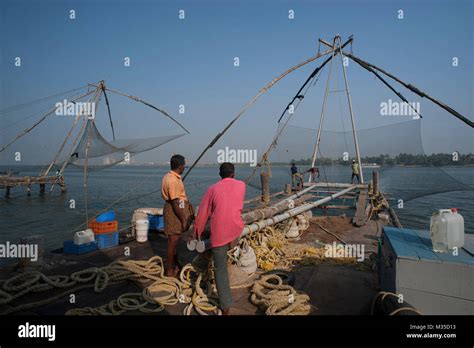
[74, 229, 95, 245]
[430, 208, 464, 253]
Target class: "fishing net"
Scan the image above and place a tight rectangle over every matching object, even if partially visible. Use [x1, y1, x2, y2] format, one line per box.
[247, 119, 473, 201]
[246, 118, 473, 232]
[66, 120, 185, 170]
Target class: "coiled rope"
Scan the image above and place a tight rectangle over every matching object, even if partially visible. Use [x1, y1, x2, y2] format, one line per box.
[250, 274, 311, 315]
[0, 256, 221, 315]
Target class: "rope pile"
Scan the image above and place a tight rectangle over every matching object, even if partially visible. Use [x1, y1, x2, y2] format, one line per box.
[0, 256, 221, 316]
[250, 274, 311, 315]
[244, 222, 325, 271]
[243, 214, 358, 271]
[0, 216, 324, 316]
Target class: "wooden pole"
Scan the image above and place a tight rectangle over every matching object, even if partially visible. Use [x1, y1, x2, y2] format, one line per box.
[337, 36, 364, 183]
[260, 171, 270, 203]
[310, 42, 337, 175]
[242, 194, 312, 225]
[373, 171, 379, 196]
[59, 177, 67, 193]
[26, 176, 31, 196]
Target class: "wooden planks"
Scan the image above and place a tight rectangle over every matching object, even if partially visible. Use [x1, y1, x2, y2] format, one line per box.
[352, 191, 368, 226]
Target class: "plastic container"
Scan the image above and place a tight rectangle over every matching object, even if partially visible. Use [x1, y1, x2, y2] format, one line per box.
[430, 208, 464, 253]
[74, 229, 95, 245]
[64, 240, 98, 255]
[148, 214, 164, 230]
[96, 232, 119, 250]
[96, 211, 116, 223]
[135, 219, 149, 242]
[89, 219, 118, 234]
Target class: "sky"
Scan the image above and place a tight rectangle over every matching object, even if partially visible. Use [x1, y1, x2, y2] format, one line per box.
[0, 0, 473, 166]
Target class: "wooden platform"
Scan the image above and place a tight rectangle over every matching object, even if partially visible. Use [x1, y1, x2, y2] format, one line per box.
[0, 175, 66, 197]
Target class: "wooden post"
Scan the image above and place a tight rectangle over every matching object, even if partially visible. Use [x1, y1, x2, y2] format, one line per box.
[373, 171, 379, 196]
[284, 183, 292, 195]
[59, 177, 67, 193]
[260, 172, 270, 203]
[39, 184, 45, 193]
[26, 176, 31, 196]
[5, 186, 10, 198]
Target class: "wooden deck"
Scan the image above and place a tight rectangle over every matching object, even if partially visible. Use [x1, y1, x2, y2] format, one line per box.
[0, 215, 384, 315]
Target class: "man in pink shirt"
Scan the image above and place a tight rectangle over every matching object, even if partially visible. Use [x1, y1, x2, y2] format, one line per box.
[194, 162, 246, 315]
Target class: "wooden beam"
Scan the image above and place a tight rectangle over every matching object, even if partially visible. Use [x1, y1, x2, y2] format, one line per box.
[353, 191, 368, 226]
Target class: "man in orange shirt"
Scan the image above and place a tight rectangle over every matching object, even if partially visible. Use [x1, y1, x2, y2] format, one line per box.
[161, 154, 194, 277]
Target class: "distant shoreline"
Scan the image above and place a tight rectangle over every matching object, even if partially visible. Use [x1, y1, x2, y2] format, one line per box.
[1, 163, 474, 169]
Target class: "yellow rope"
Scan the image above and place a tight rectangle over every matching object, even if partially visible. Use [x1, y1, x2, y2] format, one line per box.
[250, 274, 311, 315]
[1, 218, 324, 316]
[0, 256, 221, 315]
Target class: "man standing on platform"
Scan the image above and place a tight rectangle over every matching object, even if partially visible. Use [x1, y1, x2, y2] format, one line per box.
[161, 154, 194, 277]
[351, 159, 360, 184]
[193, 162, 246, 315]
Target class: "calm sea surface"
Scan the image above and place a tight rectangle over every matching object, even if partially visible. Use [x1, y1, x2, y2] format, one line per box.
[0, 165, 473, 251]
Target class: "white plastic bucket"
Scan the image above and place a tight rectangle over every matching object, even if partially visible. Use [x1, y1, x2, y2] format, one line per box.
[136, 219, 149, 243]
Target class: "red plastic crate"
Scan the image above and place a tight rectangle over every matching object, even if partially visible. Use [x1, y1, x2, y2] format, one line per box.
[89, 218, 118, 234]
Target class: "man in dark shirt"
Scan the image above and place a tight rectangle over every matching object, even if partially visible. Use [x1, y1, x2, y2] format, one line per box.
[290, 162, 303, 190]
[290, 162, 298, 175]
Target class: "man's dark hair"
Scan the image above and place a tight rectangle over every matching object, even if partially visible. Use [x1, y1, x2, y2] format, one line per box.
[170, 154, 185, 170]
[219, 162, 235, 178]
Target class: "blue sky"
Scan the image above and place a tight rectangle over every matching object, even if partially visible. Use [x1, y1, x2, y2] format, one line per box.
[0, 0, 472, 165]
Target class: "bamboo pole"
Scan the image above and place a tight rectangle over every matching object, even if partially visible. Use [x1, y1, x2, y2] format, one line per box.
[242, 194, 312, 225]
[337, 36, 364, 183]
[310, 41, 337, 175]
[343, 51, 473, 128]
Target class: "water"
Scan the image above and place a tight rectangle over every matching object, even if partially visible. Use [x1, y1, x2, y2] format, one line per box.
[0, 165, 473, 251]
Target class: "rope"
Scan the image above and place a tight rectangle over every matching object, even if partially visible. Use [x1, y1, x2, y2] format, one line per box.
[0, 256, 221, 316]
[246, 65, 323, 185]
[2, 214, 327, 316]
[184, 48, 335, 181]
[0, 85, 89, 116]
[250, 274, 311, 315]
[370, 291, 422, 316]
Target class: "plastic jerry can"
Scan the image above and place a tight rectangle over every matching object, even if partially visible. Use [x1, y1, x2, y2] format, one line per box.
[430, 208, 464, 253]
[74, 229, 95, 245]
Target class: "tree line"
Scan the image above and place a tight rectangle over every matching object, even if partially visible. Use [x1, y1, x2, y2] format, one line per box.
[287, 153, 474, 166]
